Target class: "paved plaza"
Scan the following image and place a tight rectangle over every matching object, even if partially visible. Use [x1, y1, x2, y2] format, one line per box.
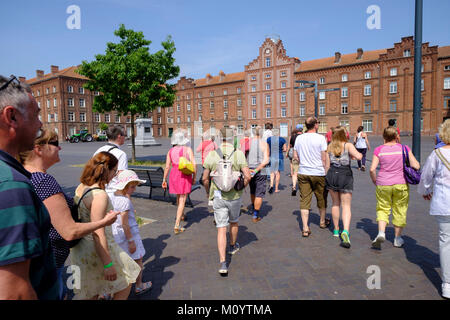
[54, 136, 445, 300]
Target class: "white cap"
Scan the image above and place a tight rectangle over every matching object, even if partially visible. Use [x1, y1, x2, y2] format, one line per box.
[109, 169, 146, 190]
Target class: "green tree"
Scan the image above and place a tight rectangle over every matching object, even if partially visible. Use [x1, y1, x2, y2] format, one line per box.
[76, 24, 180, 161]
[99, 122, 108, 132]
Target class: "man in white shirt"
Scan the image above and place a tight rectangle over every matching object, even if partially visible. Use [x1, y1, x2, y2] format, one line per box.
[93, 125, 128, 193]
[262, 122, 273, 142]
[293, 117, 330, 237]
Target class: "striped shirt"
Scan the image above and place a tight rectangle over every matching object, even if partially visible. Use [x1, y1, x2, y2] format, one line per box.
[0, 150, 59, 300]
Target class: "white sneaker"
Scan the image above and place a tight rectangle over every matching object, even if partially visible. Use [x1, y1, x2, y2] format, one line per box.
[393, 236, 404, 248]
[371, 233, 385, 249]
[442, 283, 450, 299]
[208, 200, 214, 206]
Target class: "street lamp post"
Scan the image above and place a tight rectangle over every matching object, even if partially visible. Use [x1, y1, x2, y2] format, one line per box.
[412, 0, 423, 162]
[295, 80, 340, 118]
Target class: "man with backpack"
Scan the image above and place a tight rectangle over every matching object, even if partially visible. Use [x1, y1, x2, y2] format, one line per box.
[202, 127, 251, 275]
[93, 125, 128, 192]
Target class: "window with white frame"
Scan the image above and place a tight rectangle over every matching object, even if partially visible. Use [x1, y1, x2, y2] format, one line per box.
[94, 91, 100, 96]
[48, 114, 52, 122]
[364, 100, 371, 113]
[224, 112, 228, 120]
[53, 98, 57, 107]
[237, 110, 242, 120]
[265, 73, 271, 79]
[390, 68, 397, 76]
[94, 113, 100, 122]
[319, 91, 326, 100]
[444, 77, 450, 90]
[319, 77, 325, 84]
[68, 98, 74, 106]
[237, 125, 244, 135]
[341, 103, 348, 114]
[37, 90, 40, 96]
[281, 71, 286, 77]
[252, 85, 256, 92]
[46, 99, 50, 108]
[421, 79, 424, 91]
[158, 127, 162, 136]
[115, 114, 120, 123]
[300, 105, 305, 117]
[340, 120, 349, 132]
[198, 101, 202, 110]
[67, 86, 73, 93]
[198, 115, 202, 122]
[362, 120, 373, 132]
[281, 81, 286, 88]
[266, 95, 271, 104]
[318, 122, 327, 134]
[105, 114, 110, 123]
[364, 84, 372, 96]
[265, 83, 270, 90]
[198, 93, 202, 98]
[266, 108, 271, 118]
[342, 74, 348, 82]
[364, 71, 371, 79]
[237, 87, 241, 94]
[210, 91, 214, 97]
[319, 104, 325, 116]
[79, 99, 85, 107]
[46, 88, 49, 95]
[177, 116, 180, 123]
[300, 92, 305, 101]
[390, 81, 398, 93]
[79, 87, 84, 94]
[223, 89, 227, 96]
[389, 99, 397, 112]
[403, 49, 411, 57]
[422, 64, 424, 73]
[251, 96, 256, 105]
[177, 104, 180, 112]
[37, 101, 40, 108]
[126, 116, 131, 123]
[54, 112, 58, 122]
[281, 93, 286, 103]
[237, 98, 242, 107]
[341, 87, 348, 98]
[265, 57, 271, 67]
[252, 109, 257, 119]
[68, 112, 74, 122]
[187, 115, 191, 123]
[53, 86, 56, 93]
[281, 108, 286, 117]
[223, 99, 228, 108]
[251, 76, 256, 81]
[186, 94, 190, 99]
[210, 101, 214, 109]
[445, 65, 450, 71]
[187, 104, 191, 111]
[80, 113, 86, 122]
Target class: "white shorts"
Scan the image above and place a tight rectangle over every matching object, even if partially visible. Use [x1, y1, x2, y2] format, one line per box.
[213, 198, 242, 228]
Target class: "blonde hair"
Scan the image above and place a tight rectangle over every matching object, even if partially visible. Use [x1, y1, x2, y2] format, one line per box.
[327, 126, 348, 156]
[117, 181, 140, 195]
[383, 126, 398, 142]
[439, 119, 450, 145]
[19, 129, 58, 164]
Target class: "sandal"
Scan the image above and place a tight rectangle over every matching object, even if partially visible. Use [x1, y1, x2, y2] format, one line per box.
[98, 293, 112, 300]
[302, 230, 311, 237]
[320, 218, 331, 229]
[180, 214, 187, 221]
[135, 281, 152, 295]
[174, 226, 185, 234]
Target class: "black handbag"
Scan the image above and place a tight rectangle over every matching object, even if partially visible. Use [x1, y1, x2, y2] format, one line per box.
[234, 172, 245, 191]
[69, 187, 102, 247]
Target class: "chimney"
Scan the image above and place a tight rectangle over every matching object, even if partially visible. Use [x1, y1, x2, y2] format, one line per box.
[357, 48, 363, 59]
[19, 76, 26, 83]
[219, 70, 225, 81]
[36, 70, 44, 78]
[51, 65, 59, 74]
[334, 52, 341, 63]
[206, 73, 212, 83]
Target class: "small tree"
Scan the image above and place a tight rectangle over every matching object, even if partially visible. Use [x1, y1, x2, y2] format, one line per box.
[99, 122, 108, 132]
[77, 24, 179, 162]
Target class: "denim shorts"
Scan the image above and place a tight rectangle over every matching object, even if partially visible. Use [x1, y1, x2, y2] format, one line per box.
[213, 197, 242, 228]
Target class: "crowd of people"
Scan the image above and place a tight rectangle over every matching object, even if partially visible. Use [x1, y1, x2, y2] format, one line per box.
[0, 74, 449, 300]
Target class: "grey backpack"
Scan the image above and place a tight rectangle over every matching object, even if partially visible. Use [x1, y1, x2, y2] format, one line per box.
[210, 148, 241, 192]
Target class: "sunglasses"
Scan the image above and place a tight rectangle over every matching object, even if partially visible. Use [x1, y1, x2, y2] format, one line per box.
[47, 140, 59, 147]
[0, 75, 21, 92]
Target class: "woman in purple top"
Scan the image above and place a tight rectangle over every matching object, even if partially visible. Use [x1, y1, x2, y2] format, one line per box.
[369, 126, 420, 250]
[19, 129, 119, 299]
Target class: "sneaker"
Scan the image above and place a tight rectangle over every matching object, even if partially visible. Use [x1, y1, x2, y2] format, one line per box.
[371, 233, 385, 249]
[268, 187, 274, 194]
[291, 189, 297, 196]
[393, 236, 404, 248]
[442, 283, 450, 299]
[340, 230, 351, 248]
[252, 216, 261, 223]
[333, 229, 340, 237]
[218, 261, 228, 275]
[228, 242, 240, 255]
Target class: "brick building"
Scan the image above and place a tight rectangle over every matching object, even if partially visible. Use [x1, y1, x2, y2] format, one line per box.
[24, 36, 450, 140]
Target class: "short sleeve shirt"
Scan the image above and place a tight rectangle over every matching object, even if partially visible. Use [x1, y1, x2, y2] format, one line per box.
[108, 193, 139, 241]
[30, 172, 74, 268]
[267, 136, 287, 160]
[373, 143, 409, 186]
[203, 142, 248, 201]
[0, 150, 59, 300]
[93, 143, 128, 192]
[294, 133, 328, 176]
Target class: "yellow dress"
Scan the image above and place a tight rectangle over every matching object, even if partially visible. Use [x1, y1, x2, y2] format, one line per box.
[69, 187, 141, 300]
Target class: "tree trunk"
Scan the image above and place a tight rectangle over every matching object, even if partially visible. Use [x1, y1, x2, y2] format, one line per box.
[131, 114, 136, 163]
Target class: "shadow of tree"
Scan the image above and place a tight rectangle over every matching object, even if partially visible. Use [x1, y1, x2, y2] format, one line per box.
[240, 201, 273, 220]
[183, 206, 213, 229]
[292, 210, 332, 232]
[130, 234, 180, 300]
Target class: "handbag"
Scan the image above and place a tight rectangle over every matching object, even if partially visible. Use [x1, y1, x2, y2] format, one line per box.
[177, 147, 195, 175]
[234, 172, 245, 191]
[401, 145, 421, 185]
[69, 187, 102, 247]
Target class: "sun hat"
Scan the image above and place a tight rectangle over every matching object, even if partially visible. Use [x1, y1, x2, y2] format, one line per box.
[109, 169, 146, 190]
[171, 128, 190, 146]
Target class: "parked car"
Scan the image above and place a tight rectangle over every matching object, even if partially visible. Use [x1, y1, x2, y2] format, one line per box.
[94, 130, 108, 141]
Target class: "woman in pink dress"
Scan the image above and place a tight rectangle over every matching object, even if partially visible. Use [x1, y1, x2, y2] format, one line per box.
[162, 129, 196, 234]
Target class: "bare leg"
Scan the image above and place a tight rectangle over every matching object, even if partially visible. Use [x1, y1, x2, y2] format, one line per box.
[254, 197, 263, 211]
[112, 285, 132, 300]
[394, 226, 403, 238]
[319, 207, 327, 226]
[275, 171, 281, 192]
[270, 172, 274, 188]
[340, 192, 352, 231]
[175, 194, 186, 227]
[229, 222, 239, 246]
[217, 227, 227, 262]
[329, 190, 341, 230]
[134, 258, 143, 288]
[301, 209, 310, 231]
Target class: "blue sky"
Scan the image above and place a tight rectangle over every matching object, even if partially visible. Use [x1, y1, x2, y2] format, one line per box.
[1, 0, 449, 82]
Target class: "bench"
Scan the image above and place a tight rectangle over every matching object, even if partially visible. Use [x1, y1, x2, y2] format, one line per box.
[129, 166, 200, 207]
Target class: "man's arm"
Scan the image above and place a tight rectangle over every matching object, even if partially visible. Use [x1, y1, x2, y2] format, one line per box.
[0, 260, 37, 300]
[202, 168, 211, 195]
[321, 151, 330, 173]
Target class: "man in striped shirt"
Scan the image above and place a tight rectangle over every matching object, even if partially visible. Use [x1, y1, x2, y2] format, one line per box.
[0, 75, 59, 299]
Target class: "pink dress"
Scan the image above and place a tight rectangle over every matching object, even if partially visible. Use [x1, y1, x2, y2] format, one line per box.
[169, 146, 194, 195]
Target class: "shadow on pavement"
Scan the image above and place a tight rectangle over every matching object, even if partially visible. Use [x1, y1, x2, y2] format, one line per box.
[133, 234, 180, 300]
[183, 206, 213, 229]
[227, 225, 258, 267]
[292, 210, 332, 232]
[402, 235, 442, 295]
